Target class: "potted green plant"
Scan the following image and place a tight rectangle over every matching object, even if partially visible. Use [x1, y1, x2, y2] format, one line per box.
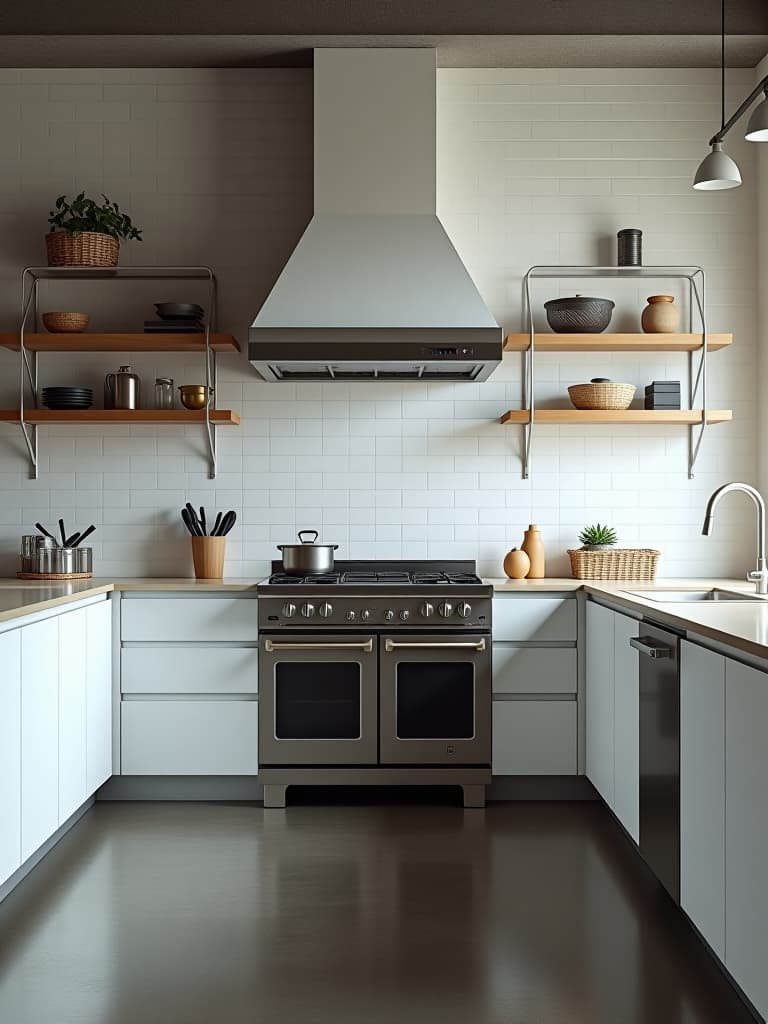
[46, 192, 143, 267]
[578, 523, 618, 552]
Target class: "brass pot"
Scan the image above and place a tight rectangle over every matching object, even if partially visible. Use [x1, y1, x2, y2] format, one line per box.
[178, 385, 213, 410]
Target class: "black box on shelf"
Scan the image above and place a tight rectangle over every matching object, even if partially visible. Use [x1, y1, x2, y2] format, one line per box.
[644, 395, 682, 410]
[644, 380, 681, 396]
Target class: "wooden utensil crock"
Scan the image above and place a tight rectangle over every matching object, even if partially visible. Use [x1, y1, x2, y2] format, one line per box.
[191, 536, 226, 579]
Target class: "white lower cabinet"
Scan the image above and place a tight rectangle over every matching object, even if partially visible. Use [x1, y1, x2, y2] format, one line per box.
[86, 601, 113, 793]
[612, 614, 639, 843]
[585, 601, 615, 806]
[0, 630, 21, 886]
[725, 658, 768, 1020]
[121, 701, 259, 775]
[492, 701, 577, 775]
[585, 601, 640, 843]
[58, 608, 88, 824]
[20, 617, 59, 862]
[679, 641, 725, 959]
[492, 646, 576, 695]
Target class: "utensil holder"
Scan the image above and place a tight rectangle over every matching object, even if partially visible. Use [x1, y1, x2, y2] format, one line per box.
[191, 537, 226, 580]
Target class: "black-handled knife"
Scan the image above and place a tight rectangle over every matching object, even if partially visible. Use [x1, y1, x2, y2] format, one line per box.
[58, 518, 67, 545]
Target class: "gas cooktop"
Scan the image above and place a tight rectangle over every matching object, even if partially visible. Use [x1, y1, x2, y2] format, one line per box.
[265, 570, 484, 587]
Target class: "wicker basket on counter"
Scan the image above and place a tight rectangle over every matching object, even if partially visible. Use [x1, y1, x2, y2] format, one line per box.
[567, 547, 660, 581]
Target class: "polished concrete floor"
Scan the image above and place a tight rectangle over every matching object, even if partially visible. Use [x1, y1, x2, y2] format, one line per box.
[0, 799, 755, 1024]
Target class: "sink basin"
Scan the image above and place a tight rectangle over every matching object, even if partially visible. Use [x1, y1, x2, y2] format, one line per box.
[625, 589, 763, 603]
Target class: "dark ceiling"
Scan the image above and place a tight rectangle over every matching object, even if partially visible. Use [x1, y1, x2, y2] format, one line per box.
[1, 0, 767, 36]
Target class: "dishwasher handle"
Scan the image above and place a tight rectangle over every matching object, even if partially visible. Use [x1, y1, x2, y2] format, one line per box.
[630, 635, 674, 659]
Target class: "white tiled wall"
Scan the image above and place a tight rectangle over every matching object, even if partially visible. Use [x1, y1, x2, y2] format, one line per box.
[0, 67, 758, 579]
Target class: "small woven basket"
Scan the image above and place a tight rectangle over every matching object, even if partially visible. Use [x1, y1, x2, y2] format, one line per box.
[42, 311, 90, 333]
[568, 548, 660, 581]
[46, 231, 119, 267]
[568, 382, 635, 410]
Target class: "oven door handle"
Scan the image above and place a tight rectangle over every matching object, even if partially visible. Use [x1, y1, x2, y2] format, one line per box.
[264, 639, 374, 653]
[384, 639, 486, 653]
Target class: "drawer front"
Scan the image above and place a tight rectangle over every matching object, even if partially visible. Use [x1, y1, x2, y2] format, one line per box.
[121, 701, 258, 775]
[493, 646, 576, 695]
[121, 597, 258, 642]
[492, 700, 577, 775]
[492, 597, 576, 642]
[122, 647, 258, 695]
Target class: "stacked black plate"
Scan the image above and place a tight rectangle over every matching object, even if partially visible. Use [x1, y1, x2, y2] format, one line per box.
[144, 302, 205, 333]
[41, 387, 94, 410]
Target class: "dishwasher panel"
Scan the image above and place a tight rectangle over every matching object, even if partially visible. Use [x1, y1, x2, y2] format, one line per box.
[631, 623, 680, 902]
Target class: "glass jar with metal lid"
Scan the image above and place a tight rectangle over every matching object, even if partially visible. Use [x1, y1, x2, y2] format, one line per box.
[154, 377, 174, 410]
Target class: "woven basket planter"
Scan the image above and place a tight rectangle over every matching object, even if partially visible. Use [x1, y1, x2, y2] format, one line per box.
[568, 382, 635, 410]
[46, 231, 119, 268]
[568, 547, 660, 581]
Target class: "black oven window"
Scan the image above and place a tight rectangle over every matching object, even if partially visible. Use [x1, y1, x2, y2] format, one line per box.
[275, 663, 361, 739]
[396, 662, 474, 739]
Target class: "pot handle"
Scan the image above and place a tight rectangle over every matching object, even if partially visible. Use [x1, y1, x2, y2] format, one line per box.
[297, 529, 319, 544]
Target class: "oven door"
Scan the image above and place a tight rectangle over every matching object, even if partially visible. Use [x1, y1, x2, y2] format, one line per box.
[379, 634, 491, 765]
[258, 634, 378, 765]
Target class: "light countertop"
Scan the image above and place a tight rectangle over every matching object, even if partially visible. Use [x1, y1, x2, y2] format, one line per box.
[2, 575, 768, 662]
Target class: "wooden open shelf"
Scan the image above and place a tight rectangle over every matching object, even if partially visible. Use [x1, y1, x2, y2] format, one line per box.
[504, 332, 732, 353]
[0, 332, 240, 353]
[500, 409, 732, 426]
[0, 409, 240, 425]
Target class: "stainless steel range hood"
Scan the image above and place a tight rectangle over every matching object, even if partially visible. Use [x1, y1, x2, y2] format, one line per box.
[249, 48, 501, 382]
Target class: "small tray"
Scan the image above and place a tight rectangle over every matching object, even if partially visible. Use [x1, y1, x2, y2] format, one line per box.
[17, 571, 93, 580]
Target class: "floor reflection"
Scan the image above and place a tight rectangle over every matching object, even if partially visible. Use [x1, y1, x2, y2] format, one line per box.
[0, 801, 754, 1024]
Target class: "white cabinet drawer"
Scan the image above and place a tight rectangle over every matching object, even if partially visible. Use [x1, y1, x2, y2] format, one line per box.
[492, 597, 576, 642]
[492, 646, 576, 694]
[493, 700, 577, 775]
[122, 647, 258, 694]
[121, 597, 258, 642]
[121, 701, 258, 775]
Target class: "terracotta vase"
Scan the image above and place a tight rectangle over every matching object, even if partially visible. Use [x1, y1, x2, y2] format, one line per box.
[503, 548, 530, 580]
[521, 524, 545, 579]
[641, 295, 681, 334]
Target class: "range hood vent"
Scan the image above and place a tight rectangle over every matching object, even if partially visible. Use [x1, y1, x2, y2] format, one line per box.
[249, 49, 501, 383]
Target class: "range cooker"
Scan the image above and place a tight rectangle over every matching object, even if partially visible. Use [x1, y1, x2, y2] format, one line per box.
[257, 561, 492, 808]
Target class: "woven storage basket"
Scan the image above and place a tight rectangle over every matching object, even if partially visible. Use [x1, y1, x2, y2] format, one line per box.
[568, 547, 660, 581]
[568, 382, 635, 410]
[46, 231, 119, 267]
[42, 311, 90, 333]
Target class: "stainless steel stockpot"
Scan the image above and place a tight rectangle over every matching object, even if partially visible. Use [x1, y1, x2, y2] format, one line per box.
[277, 530, 338, 575]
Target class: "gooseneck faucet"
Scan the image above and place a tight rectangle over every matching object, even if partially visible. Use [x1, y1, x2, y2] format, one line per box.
[702, 482, 768, 594]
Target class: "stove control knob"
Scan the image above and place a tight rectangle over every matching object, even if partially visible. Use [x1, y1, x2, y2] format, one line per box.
[438, 602, 453, 618]
[456, 602, 472, 619]
[346, 610, 357, 622]
[419, 602, 435, 618]
[281, 602, 297, 619]
[300, 603, 315, 618]
[361, 608, 372, 622]
[384, 609, 395, 622]
[399, 609, 410, 622]
[318, 602, 333, 618]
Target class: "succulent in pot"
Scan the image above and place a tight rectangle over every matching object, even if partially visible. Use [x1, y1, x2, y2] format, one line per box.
[578, 523, 618, 551]
[46, 192, 143, 267]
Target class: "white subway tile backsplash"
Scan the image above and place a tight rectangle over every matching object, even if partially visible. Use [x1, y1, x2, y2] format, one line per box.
[0, 66, 755, 579]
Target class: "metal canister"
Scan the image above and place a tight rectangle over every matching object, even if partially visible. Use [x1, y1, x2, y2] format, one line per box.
[105, 365, 140, 410]
[75, 548, 93, 574]
[617, 228, 642, 267]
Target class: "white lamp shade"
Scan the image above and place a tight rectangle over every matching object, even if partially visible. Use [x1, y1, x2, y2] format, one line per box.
[693, 142, 742, 190]
[745, 95, 768, 142]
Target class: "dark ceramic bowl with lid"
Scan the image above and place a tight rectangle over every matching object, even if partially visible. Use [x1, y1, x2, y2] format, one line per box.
[544, 295, 615, 333]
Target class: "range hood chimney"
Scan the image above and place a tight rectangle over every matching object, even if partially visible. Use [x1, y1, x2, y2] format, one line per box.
[249, 48, 501, 382]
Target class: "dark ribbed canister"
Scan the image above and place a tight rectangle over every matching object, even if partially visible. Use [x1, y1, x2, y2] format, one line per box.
[617, 228, 642, 266]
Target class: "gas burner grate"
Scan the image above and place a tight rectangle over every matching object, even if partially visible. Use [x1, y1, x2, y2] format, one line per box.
[340, 571, 412, 584]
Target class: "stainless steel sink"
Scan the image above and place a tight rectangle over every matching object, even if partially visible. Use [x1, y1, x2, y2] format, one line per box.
[625, 588, 764, 603]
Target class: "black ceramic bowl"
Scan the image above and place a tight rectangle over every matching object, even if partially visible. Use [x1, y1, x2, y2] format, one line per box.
[544, 295, 615, 333]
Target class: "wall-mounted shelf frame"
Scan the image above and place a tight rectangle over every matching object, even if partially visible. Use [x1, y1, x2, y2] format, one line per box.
[13, 266, 233, 479]
[511, 265, 721, 480]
